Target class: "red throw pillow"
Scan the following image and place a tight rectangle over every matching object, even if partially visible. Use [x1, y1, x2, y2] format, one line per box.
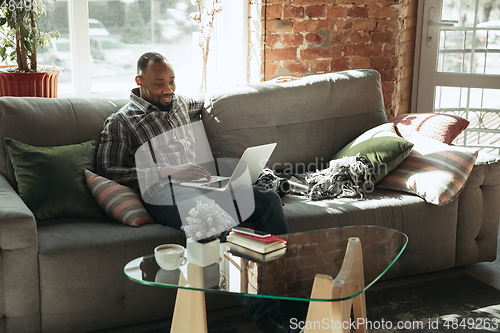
[391, 113, 469, 144]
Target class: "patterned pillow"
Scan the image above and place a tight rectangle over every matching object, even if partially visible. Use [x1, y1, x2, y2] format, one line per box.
[378, 134, 478, 206]
[391, 113, 469, 144]
[85, 169, 153, 227]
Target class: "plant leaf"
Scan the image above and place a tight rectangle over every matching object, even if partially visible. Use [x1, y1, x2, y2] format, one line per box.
[21, 25, 29, 39]
[24, 40, 31, 52]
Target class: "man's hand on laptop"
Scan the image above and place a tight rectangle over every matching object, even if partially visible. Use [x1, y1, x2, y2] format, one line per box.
[160, 163, 211, 181]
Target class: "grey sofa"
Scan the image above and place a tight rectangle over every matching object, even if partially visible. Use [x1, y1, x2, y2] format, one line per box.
[1, 69, 499, 333]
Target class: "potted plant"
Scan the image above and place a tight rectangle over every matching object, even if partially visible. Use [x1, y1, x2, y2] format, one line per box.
[0, 0, 61, 97]
[182, 199, 236, 267]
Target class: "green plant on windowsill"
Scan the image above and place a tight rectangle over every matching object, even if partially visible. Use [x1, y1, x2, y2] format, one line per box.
[0, 0, 59, 73]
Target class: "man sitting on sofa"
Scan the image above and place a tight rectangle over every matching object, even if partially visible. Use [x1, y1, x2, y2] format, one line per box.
[96, 52, 302, 333]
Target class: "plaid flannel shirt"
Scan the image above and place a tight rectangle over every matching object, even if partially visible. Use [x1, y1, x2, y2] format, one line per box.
[97, 88, 205, 201]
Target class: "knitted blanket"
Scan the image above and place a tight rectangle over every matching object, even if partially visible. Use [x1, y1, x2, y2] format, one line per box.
[289, 155, 373, 201]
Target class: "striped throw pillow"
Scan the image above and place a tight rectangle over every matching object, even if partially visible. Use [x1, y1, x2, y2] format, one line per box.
[85, 169, 153, 227]
[378, 134, 478, 206]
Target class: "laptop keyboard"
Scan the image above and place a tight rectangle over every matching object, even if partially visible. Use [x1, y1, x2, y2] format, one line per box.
[202, 179, 230, 188]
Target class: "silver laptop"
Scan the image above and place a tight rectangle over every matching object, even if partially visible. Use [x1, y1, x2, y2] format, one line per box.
[179, 143, 277, 192]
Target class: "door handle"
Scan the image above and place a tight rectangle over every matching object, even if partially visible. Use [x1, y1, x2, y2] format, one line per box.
[426, 6, 457, 47]
[429, 20, 458, 27]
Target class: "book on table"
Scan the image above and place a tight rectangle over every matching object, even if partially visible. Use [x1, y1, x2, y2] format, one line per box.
[227, 242, 287, 263]
[226, 230, 287, 254]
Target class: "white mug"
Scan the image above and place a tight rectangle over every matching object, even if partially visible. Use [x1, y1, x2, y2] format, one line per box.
[154, 244, 187, 271]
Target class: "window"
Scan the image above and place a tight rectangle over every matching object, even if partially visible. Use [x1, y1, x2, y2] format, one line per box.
[414, 0, 500, 153]
[34, 0, 248, 98]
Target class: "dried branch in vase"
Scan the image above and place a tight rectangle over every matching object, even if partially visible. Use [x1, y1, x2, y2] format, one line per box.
[189, 0, 223, 94]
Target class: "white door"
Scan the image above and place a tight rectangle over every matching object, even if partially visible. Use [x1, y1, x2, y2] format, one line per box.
[415, 0, 500, 153]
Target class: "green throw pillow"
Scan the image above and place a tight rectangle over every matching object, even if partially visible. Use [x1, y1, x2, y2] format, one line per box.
[332, 123, 414, 184]
[4, 138, 106, 221]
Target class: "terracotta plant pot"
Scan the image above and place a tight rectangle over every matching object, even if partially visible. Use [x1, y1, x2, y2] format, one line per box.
[0, 66, 62, 98]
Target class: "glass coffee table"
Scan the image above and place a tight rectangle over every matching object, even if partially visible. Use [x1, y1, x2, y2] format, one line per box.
[125, 225, 407, 332]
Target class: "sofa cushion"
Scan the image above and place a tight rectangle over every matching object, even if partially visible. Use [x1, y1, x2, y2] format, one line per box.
[0, 97, 128, 190]
[392, 112, 469, 144]
[36, 218, 185, 332]
[378, 134, 479, 206]
[202, 69, 388, 173]
[332, 123, 414, 184]
[4, 138, 105, 221]
[84, 169, 154, 227]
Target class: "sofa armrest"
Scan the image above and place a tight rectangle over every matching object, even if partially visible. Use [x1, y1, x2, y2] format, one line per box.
[0, 174, 40, 333]
[456, 151, 500, 266]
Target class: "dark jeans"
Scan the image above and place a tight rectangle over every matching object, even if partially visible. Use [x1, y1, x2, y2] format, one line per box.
[143, 185, 290, 328]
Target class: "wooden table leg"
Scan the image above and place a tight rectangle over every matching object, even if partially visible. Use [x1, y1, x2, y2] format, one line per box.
[170, 264, 208, 333]
[170, 288, 207, 333]
[304, 237, 367, 333]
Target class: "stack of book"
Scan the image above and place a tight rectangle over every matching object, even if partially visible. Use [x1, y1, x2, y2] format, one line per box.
[226, 230, 287, 263]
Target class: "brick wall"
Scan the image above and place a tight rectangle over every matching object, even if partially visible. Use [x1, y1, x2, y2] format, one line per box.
[249, 0, 418, 119]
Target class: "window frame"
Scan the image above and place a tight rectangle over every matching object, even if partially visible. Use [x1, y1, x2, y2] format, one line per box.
[60, 0, 249, 99]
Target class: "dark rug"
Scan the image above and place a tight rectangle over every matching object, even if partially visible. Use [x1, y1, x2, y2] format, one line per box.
[137, 274, 500, 332]
[365, 274, 500, 332]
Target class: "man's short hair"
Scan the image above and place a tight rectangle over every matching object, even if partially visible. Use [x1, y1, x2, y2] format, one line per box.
[137, 52, 168, 76]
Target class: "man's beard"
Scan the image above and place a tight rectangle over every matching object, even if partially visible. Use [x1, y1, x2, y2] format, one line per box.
[157, 95, 174, 111]
[159, 102, 173, 111]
